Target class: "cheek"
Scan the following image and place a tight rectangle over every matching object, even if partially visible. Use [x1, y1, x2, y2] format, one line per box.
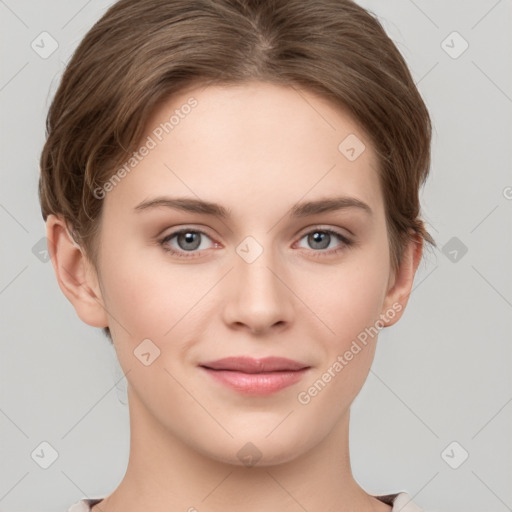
[98, 240, 222, 371]
[101, 252, 196, 339]
[296, 263, 388, 414]
[312, 249, 389, 340]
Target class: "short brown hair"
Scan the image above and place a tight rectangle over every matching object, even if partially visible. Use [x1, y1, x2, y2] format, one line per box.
[39, 0, 436, 341]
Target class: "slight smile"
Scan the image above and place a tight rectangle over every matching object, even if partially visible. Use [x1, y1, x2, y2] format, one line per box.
[199, 356, 311, 395]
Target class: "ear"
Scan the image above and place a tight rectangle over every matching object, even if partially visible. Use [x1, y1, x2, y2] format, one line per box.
[46, 214, 109, 328]
[380, 231, 423, 327]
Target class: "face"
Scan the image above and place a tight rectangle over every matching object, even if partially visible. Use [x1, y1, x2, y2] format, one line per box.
[93, 81, 400, 466]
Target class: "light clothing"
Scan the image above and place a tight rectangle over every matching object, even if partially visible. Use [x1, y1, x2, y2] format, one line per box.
[67, 491, 426, 511]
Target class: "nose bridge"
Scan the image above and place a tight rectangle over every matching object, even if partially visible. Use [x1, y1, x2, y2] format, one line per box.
[222, 234, 293, 332]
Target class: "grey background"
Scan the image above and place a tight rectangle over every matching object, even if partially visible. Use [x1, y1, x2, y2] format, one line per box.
[1, 1, 511, 511]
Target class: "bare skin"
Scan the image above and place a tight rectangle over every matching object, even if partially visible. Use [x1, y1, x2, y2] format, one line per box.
[47, 81, 422, 512]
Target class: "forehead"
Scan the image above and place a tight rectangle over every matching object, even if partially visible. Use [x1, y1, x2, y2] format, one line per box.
[102, 81, 384, 223]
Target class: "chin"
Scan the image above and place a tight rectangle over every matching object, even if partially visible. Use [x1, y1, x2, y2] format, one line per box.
[196, 433, 311, 468]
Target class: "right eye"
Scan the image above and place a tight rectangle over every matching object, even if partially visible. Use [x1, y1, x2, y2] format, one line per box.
[159, 228, 218, 258]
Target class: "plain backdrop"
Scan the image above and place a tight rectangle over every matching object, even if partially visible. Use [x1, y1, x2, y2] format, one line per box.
[0, 1, 511, 511]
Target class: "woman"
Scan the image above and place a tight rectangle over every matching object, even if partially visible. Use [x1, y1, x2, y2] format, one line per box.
[39, 0, 436, 510]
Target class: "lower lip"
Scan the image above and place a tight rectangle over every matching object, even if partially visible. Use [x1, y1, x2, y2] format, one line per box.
[200, 367, 309, 395]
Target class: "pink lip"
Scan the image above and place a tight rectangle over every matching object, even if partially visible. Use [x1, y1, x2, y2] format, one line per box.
[199, 356, 310, 395]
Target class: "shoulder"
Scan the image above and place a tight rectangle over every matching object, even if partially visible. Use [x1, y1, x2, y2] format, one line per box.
[68, 493, 430, 512]
[390, 492, 427, 512]
[66, 498, 104, 512]
[375, 491, 427, 512]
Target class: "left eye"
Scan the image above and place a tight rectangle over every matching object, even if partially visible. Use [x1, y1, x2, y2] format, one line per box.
[295, 229, 351, 252]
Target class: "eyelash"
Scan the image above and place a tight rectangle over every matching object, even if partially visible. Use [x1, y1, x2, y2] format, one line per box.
[158, 227, 354, 259]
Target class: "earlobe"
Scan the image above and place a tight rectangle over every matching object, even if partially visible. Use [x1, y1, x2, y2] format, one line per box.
[380, 232, 424, 328]
[46, 214, 109, 328]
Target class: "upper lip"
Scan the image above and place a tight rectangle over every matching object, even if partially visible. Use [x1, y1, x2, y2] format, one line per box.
[199, 356, 309, 373]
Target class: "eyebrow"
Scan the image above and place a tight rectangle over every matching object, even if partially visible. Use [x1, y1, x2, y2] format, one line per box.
[133, 195, 372, 218]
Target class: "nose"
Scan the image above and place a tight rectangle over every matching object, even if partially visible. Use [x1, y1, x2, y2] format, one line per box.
[222, 247, 294, 335]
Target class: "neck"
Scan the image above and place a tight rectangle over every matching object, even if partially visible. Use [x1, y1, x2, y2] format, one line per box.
[96, 387, 390, 512]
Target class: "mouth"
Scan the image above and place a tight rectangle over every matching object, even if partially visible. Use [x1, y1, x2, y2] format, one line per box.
[199, 356, 311, 395]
